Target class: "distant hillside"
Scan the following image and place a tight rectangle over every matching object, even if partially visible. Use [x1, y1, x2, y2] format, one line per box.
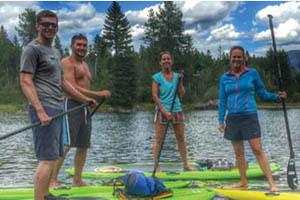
[287, 50, 300, 72]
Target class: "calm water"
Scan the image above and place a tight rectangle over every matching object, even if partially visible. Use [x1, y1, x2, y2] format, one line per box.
[0, 109, 300, 199]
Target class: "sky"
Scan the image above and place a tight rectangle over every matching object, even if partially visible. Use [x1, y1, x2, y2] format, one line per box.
[1, 1, 300, 58]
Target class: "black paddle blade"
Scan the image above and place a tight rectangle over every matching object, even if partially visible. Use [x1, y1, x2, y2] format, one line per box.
[287, 157, 298, 190]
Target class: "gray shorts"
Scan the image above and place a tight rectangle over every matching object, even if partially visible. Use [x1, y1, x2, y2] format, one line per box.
[29, 105, 64, 161]
[224, 113, 261, 141]
[63, 98, 91, 148]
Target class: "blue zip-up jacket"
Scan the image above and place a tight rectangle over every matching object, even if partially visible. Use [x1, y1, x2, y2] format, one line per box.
[218, 67, 278, 125]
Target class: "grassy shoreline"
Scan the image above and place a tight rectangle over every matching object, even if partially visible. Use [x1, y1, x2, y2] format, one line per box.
[1, 102, 300, 114]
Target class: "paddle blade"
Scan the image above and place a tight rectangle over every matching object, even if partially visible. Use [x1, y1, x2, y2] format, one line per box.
[287, 157, 298, 190]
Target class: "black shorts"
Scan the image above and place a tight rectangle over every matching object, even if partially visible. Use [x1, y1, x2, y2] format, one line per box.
[63, 98, 91, 148]
[224, 113, 261, 141]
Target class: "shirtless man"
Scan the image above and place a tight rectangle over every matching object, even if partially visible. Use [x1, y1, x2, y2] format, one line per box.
[50, 34, 111, 188]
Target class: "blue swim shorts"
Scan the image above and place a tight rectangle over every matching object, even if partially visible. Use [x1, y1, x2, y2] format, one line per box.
[29, 105, 64, 161]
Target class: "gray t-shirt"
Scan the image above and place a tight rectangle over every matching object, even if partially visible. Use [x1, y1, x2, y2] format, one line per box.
[20, 40, 64, 109]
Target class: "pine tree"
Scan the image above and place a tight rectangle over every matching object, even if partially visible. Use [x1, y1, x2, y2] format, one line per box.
[143, 2, 193, 63]
[54, 35, 64, 57]
[102, 1, 136, 108]
[63, 48, 70, 57]
[15, 8, 37, 45]
[103, 1, 133, 56]
[0, 26, 12, 86]
[11, 35, 22, 83]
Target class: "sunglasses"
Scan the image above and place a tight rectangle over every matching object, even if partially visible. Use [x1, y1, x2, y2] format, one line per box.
[39, 22, 58, 28]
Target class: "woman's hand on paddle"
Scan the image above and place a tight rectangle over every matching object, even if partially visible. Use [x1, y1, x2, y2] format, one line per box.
[278, 91, 287, 100]
[218, 124, 225, 133]
[162, 109, 172, 120]
[178, 73, 184, 79]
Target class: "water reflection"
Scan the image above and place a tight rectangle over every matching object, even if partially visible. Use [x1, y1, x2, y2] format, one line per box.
[0, 109, 299, 198]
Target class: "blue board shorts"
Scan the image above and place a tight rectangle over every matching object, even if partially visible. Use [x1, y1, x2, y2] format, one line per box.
[29, 105, 64, 161]
[224, 113, 261, 141]
[63, 98, 91, 148]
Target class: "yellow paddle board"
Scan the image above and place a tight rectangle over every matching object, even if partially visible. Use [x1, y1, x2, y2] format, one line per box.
[214, 187, 300, 200]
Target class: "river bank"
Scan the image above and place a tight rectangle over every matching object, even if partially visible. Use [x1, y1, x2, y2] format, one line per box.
[1, 101, 300, 114]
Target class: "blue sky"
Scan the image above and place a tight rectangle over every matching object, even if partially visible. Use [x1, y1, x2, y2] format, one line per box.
[1, 1, 300, 57]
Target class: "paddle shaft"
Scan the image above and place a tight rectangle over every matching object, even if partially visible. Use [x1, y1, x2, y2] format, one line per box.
[0, 102, 92, 140]
[89, 99, 105, 118]
[152, 75, 181, 177]
[268, 14, 298, 189]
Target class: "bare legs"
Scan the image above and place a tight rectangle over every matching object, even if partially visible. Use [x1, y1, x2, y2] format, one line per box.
[232, 141, 248, 189]
[232, 138, 279, 192]
[72, 147, 89, 186]
[248, 138, 279, 192]
[34, 160, 56, 200]
[153, 122, 195, 172]
[50, 146, 89, 188]
[50, 146, 71, 188]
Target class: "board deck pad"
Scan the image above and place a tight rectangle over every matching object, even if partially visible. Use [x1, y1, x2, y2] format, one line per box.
[0, 181, 216, 200]
[66, 163, 280, 180]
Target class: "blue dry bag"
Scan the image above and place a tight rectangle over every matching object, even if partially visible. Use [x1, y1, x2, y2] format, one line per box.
[123, 171, 166, 197]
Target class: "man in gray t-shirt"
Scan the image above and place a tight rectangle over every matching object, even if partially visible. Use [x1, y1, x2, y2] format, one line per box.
[20, 10, 96, 200]
[20, 40, 64, 109]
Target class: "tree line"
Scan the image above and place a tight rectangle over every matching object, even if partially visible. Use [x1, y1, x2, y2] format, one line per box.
[1, 1, 300, 108]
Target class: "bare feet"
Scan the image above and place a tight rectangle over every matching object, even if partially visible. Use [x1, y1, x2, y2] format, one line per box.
[72, 180, 90, 187]
[155, 166, 162, 173]
[270, 185, 279, 192]
[183, 165, 196, 171]
[50, 180, 63, 189]
[223, 183, 248, 190]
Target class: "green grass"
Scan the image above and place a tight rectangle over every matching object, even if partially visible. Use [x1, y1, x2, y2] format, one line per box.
[0, 104, 19, 114]
[257, 102, 300, 109]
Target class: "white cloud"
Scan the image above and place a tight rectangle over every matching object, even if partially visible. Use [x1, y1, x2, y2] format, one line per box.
[253, 18, 300, 44]
[125, 3, 161, 25]
[125, 1, 238, 32]
[252, 2, 300, 56]
[130, 24, 145, 40]
[175, 1, 238, 29]
[207, 24, 247, 42]
[173, 1, 241, 57]
[124, 1, 240, 54]
[0, 2, 40, 39]
[254, 2, 300, 26]
[57, 3, 105, 35]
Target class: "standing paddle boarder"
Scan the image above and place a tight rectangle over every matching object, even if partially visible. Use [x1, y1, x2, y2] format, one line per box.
[218, 46, 286, 192]
[50, 34, 111, 189]
[152, 51, 195, 173]
[20, 10, 96, 200]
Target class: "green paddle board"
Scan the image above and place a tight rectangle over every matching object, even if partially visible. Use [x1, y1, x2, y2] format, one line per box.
[0, 181, 216, 200]
[66, 163, 280, 180]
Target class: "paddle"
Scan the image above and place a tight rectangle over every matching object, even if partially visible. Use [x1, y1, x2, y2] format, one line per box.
[0, 102, 92, 140]
[152, 72, 182, 177]
[268, 14, 298, 190]
[88, 99, 106, 118]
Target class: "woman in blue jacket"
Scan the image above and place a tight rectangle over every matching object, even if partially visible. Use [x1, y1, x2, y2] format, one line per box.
[218, 46, 286, 192]
[152, 51, 195, 173]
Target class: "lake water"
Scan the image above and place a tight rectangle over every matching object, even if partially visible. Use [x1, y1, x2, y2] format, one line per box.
[0, 109, 300, 199]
